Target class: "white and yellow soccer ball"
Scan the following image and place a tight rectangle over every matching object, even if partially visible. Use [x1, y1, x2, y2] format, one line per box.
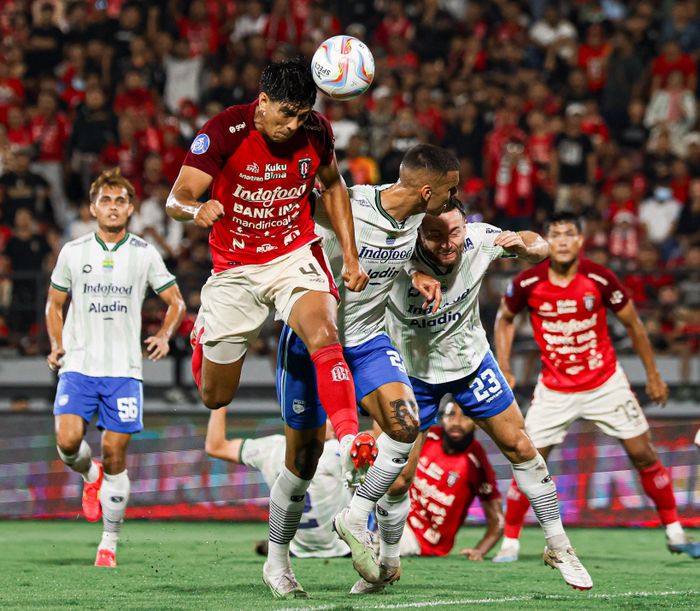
[311, 35, 375, 100]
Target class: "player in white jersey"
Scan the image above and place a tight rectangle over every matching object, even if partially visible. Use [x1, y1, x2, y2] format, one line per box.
[46, 169, 185, 568]
[277, 144, 458, 589]
[386, 201, 593, 591]
[205, 408, 350, 558]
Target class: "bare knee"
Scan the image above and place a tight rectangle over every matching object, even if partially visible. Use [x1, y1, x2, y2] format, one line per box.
[504, 431, 537, 464]
[304, 321, 339, 354]
[628, 447, 658, 470]
[385, 398, 420, 444]
[201, 386, 233, 410]
[55, 425, 83, 455]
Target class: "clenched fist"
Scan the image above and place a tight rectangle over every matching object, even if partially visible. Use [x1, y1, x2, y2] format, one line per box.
[194, 199, 225, 228]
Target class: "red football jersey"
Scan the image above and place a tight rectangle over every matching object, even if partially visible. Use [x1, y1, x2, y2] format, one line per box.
[183, 101, 334, 271]
[505, 258, 629, 393]
[407, 428, 500, 557]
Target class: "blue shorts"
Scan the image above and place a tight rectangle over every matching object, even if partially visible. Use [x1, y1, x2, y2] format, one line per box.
[276, 326, 412, 430]
[410, 350, 514, 429]
[53, 372, 144, 434]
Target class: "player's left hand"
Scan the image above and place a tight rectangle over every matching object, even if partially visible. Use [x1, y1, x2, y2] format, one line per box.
[411, 271, 442, 314]
[342, 259, 369, 292]
[646, 372, 668, 406]
[144, 335, 170, 361]
[494, 231, 527, 256]
[459, 548, 484, 561]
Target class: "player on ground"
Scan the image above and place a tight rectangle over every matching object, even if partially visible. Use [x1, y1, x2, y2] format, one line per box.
[356, 395, 504, 594]
[46, 168, 185, 568]
[277, 144, 458, 589]
[386, 202, 594, 591]
[493, 211, 700, 561]
[205, 408, 350, 558]
[166, 60, 370, 598]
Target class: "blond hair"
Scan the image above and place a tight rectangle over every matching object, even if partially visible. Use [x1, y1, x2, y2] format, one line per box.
[89, 168, 135, 203]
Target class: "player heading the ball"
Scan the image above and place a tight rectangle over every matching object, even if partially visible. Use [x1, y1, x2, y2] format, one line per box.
[165, 59, 371, 599]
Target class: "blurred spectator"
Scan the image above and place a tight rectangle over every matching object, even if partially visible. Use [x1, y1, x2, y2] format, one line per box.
[678, 179, 700, 248]
[67, 202, 97, 241]
[600, 31, 644, 128]
[340, 134, 380, 187]
[25, 2, 63, 80]
[576, 24, 611, 94]
[529, 1, 577, 65]
[644, 71, 697, 156]
[379, 107, 426, 181]
[639, 183, 682, 251]
[0, 149, 53, 228]
[230, 0, 266, 44]
[412, 0, 454, 62]
[2, 208, 52, 350]
[625, 243, 674, 309]
[375, 0, 413, 50]
[29, 90, 70, 227]
[164, 39, 203, 114]
[493, 134, 534, 231]
[608, 211, 640, 271]
[660, 1, 700, 56]
[328, 103, 360, 157]
[551, 104, 595, 211]
[651, 40, 697, 93]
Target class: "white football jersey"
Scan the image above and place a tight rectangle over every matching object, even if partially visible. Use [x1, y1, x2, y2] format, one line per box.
[240, 435, 350, 558]
[315, 184, 424, 346]
[50, 232, 176, 379]
[386, 223, 509, 384]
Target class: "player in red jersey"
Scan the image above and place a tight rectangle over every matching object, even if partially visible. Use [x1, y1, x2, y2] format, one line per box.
[353, 395, 504, 594]
[165, 60, 371, 598]
[494, 211, 700, 561]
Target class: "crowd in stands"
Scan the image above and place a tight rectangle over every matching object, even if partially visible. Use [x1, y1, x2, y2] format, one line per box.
[0, 0, 698, 391]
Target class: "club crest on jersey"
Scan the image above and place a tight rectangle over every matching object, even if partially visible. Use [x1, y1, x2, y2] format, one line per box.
[102, 256, 114, 270]
[190, 134, 210, 155]
[292, 399, 306, 414]
[386, 232, 397, 245]
[298, 157, 312, 179]
[583, 294, 596, 311]
[447, 471, 460, 487]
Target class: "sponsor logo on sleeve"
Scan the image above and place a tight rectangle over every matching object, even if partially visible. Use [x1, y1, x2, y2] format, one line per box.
[610, 290, 624, 305]
[190, 134, 210, 155]
[229, 122, 246, 133]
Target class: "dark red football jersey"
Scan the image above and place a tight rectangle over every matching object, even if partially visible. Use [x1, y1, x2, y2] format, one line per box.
[183, 101, 334, 271]
[407, 428, 500, 557]
[504, 258, 630, 393]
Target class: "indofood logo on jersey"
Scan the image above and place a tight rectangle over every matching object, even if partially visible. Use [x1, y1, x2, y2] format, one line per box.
[358, 245, 413, 263]
[83, 283, 133, 296]
[232, 183, 306, 207]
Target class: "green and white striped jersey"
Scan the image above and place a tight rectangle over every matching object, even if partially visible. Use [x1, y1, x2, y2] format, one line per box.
[315, 184, 424, 347]
[50, 232, 176, 379]
[386, 223, 509, 384]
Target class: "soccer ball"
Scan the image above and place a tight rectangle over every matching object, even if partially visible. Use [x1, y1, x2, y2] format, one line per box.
[311, 35, 375, 100]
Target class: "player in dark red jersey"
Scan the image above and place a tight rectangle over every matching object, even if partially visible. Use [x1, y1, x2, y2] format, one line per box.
[165, 59, 371, 598]
[494, 211, 700, 561]
[354, 395, 504, 594]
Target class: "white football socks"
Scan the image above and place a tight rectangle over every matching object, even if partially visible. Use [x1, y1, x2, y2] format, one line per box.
[99, 470, 130, 553]
[376, 491, 410, 561]
[347, 433, 414, 532]
[57, 440, 99, 482]
[267, 466, 311, 574]
[512, 453, 569, 550]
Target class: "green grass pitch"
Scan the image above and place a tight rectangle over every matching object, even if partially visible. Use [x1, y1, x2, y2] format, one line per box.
[1, 522, 698, 610]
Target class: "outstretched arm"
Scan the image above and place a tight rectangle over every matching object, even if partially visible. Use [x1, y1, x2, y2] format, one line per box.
[459, 497, 504, 560]
[317, 159, 368, 292]
[166, 165, 225, 227]
[494, 300, 518, 388]
[205, 406, 244, 462]
[494, 230, 549, 264]
[614, 301, 668, 406]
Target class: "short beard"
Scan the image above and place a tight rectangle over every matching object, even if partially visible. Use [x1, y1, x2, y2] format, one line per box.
[442, 430, 474, 454]
[103, 223, 126, 234]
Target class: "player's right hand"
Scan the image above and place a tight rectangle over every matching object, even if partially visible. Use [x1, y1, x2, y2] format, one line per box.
[194, 199, 225, 228]
[47, 347, 65, 372]
[411, 271, 442, 314]
[342, 259, 369, 292]
[646, 372, 668, 406]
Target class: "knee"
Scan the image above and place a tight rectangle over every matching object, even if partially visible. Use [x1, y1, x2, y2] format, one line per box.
[630, 448, 658, 470]
[292, 440, 323, 480]
[200, 385, 233, 410]
[305, 322, 339, 354]
[56, 430, 82, 456]
[385, 399, 420, 444]
[505, 431, 537, 464]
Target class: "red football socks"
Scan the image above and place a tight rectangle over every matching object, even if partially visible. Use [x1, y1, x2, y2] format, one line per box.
[503, 478, 531, 539]
[310, 344, 358, 441]
[638, 460, 679, 525]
